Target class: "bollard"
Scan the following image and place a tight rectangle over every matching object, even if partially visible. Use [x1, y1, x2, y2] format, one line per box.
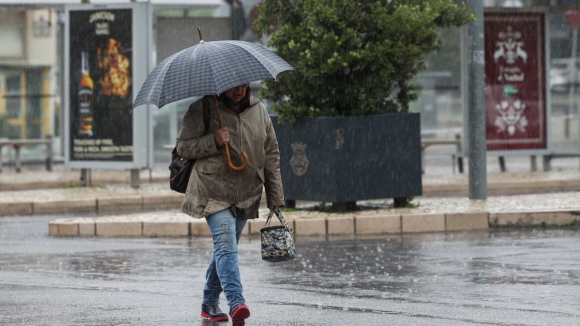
[14, 145, 22, 173]
[45, 135, 53, 172]
[542, 155, 552, 172]
[498, 156, 506, 172]
[130, 169, 140, 188]
[455, 133, 464, 174]
[80, 168, 92, 187]
[530, 155, 537, 172]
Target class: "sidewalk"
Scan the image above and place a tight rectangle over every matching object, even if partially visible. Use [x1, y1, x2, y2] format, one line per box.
[0, 159, 578, 237]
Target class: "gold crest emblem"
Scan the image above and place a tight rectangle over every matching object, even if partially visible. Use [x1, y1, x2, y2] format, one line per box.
[290, 142, 309, 176]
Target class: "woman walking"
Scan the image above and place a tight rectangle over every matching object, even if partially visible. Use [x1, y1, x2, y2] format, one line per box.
[176, 83, 284, 326]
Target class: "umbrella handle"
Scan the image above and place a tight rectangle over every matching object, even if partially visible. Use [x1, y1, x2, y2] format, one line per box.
[213, 96, 249, 171]
[224, 145, 249, 171]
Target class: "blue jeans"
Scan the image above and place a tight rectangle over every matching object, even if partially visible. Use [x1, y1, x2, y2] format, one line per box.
[203, 209, 247, 308]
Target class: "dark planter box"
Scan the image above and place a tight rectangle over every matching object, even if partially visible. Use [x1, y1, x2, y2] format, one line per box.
[272, 113, 422, 203]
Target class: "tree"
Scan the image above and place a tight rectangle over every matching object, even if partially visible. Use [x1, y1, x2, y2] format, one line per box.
[254, 0, 474, 122]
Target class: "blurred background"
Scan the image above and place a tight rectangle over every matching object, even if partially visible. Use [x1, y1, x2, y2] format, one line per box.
[0, 0, 578, 169]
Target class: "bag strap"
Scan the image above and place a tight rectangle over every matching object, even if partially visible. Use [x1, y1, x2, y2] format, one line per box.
[265, 209, 292, 231]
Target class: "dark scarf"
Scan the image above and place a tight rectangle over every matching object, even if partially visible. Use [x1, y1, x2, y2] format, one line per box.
[218, 90, 252, 114]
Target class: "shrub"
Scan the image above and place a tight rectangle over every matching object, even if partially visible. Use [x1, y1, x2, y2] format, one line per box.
[254, 0, 474, 122]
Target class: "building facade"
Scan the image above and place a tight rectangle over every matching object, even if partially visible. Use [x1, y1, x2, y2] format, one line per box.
[1, 0, 579, 165]
[0, 6, 58, 140]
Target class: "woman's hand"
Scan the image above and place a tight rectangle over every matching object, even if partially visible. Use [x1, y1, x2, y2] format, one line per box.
[214, 127, 229, 147]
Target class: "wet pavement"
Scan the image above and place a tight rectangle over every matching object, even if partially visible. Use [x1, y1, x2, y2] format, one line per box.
[1, 215, 579, 325]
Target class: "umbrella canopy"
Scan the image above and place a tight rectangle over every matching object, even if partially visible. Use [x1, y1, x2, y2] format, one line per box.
[132, 40, 294, 109]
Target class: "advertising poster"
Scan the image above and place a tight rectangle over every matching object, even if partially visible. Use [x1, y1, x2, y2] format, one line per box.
[69, 8, 133, 161]
[484, 13, 547, 151]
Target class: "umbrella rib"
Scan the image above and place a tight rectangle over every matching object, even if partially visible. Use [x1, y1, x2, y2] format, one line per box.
[212, 42, 293, 93]
[236, 42, 294, 78]
[206, 41, 294, 94]
[135, 48, 188, 108]
[199, 43, 222, 96]
[152, 49, 190, 105]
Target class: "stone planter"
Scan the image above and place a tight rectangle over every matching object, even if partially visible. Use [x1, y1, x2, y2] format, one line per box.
[272, 113, 422, 206]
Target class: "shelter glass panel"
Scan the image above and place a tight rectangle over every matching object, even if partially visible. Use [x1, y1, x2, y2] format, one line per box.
[411, 27, 463, 145]
[5, 72, 21, 120]
[548, 12, 580, 153]
[26, 70, 43, 139]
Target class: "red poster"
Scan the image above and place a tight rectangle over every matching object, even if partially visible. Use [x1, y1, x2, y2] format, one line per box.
[484, 13, 547, 151]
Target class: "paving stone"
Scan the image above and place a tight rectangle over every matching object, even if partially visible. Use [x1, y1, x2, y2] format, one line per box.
[327, 216, 354, 235]
[33, 199, 96, 215]
[57, 222, 79, 236]
[143, 221, 189, 237]
[446, 212, 489, 231]
[98, 196, 143, 214]
[142, 194, 183, 211]
[48, 222, 59, 236]
[294, 218, 326, 236]
[96, 221, 142, 237]
[241, 222, 250, 236]
[190, 219, 211, 236]
[402, 214, 445, 233]
[489, 181, 561, 195]
[0, 202, 33, 216]
[423, 184, 465, 197]
[550, 210, 580, 225]
[79, 221, 96, 236]
[491, 210, 579, 226]
[356, 215, 401, 235]
[248, 219, 268, 235]
[561, 180, 580, 192]
[491, 211, 534, 226]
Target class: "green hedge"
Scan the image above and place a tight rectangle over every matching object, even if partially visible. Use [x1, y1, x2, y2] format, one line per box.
[254, 0, 474, 122]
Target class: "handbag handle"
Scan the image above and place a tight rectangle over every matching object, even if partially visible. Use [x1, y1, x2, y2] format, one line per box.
[265, 209, 292, 231]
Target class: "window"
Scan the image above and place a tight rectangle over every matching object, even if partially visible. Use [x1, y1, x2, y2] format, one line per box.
[5, 72, 21, 119]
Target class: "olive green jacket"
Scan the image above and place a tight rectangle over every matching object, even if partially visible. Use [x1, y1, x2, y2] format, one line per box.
[176, 96, 284, 219]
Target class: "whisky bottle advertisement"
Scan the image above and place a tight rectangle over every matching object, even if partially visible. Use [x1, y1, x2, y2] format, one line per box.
[78, 51, 94, 137]
[69, 8, 133, 162]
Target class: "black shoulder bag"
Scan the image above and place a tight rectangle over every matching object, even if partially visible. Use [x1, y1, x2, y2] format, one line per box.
[169, 97, 210, 193]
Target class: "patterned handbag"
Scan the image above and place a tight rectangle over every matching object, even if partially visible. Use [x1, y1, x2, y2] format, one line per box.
[260, 209, 296, 262]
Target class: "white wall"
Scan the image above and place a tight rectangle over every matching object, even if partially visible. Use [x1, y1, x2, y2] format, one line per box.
[0, 9, 25, 58]
[26, 9, 57, 67]
[0, 7, 57, 67]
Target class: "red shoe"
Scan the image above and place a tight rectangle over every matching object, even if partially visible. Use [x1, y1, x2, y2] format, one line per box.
[201, 303, 229, 322]
[229, 304, 250, 326]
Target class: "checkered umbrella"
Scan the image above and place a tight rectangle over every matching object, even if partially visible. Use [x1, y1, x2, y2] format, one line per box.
[132, 39, 294, 109]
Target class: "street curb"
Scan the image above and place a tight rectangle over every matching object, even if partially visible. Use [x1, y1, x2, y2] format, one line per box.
[422, 179, 580, 197]
[0, 176, 168, 192]
[0, 194, 184, 217]
[2, 175, 578, 196]
[48, 210, 580, 238]
[7, 180, 577, 218]
[0, 202, 33, 216]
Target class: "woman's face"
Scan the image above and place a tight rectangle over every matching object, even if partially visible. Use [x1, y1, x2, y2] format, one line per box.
[224, 83, 249, 103]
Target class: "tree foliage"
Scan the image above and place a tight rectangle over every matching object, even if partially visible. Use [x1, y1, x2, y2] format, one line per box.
[254, 0, 474, 122]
